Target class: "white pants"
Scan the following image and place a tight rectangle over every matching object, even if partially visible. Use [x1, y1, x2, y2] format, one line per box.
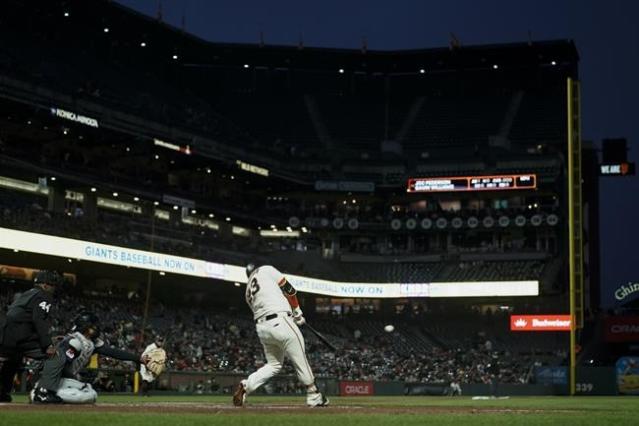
[56, 378, 98, 404]
[140, 364, 155, 383]
[245, 314, 315, 394]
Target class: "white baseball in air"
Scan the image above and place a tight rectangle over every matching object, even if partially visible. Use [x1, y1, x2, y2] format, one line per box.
[384, 324, 395, 333]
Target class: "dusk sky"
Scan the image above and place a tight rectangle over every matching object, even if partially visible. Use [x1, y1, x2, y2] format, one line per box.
[118, 0, 639, 307]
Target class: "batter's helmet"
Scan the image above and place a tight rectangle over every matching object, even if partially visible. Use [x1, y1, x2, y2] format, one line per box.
[33, 270, 64, 287]
[246, 263, 257, 278]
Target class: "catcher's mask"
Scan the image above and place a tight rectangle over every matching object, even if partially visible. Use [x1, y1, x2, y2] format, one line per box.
[72, 311, 101, 340]
[245, 263, 257, 278]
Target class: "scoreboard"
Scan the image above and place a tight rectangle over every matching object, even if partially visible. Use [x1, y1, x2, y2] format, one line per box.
[407, 174, 536, 193]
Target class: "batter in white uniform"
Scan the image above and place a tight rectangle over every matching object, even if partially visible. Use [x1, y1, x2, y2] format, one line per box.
[233, 264, 328, 407]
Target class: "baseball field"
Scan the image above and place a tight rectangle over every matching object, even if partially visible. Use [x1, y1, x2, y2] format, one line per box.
[1, 395, 637, 426]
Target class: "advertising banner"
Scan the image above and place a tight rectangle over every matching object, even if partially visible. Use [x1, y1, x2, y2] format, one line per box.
[535, 366, 568, 385]
[0, 227, 538, 299]
[616, 357, 639, 395]
[510, 315, 572, 331]
[339, 381, 374, 396]
[605, 317, 639, 342]
[315, 180, 375, 192]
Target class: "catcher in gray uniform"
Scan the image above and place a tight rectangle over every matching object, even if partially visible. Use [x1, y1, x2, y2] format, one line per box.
[31, 311, 165, 404]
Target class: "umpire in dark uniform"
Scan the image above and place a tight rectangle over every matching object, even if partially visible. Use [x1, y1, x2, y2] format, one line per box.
[0, 270, 63, 402]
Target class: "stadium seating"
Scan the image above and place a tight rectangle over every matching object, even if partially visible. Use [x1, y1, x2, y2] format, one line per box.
[0, 285, 565, 385]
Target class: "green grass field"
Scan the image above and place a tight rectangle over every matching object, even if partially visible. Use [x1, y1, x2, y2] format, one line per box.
[1, 395, 638, 426]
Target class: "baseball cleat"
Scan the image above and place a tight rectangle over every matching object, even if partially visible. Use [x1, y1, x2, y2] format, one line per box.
[232, 380, 247, 407]
[31, 387, 63, 404]
[306, 392, 329, 407]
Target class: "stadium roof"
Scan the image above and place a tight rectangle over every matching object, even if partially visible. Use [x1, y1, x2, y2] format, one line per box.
[25, 0, 578, 76]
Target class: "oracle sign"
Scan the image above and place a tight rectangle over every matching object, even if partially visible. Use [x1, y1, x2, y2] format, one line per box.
[605, 317, 639, 342]
[510, 315, 572, 331]
[340, 381, 374, 396]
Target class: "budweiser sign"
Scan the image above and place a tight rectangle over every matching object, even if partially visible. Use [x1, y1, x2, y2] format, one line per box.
[339, 381, 374, 396]
[510, 315, 572, 331]
[605, 317, 639, 342]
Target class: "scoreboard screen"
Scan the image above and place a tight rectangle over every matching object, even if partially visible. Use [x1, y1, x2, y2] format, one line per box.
[407, 174, 536, 193]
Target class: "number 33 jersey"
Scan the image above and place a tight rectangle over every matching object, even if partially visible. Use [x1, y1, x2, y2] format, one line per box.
[245, 265, 291, 320]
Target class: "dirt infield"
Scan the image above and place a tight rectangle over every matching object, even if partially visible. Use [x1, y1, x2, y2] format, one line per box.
[0, 402, 576, 415]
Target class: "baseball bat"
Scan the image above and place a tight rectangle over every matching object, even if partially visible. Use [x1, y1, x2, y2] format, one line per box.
[303, 323, 338, 352]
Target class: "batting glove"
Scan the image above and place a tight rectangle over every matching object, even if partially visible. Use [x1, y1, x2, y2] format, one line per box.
[293, 307, 305, 326]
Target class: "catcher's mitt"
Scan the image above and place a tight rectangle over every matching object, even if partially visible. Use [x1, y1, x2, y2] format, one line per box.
[144, 347, 167, 376]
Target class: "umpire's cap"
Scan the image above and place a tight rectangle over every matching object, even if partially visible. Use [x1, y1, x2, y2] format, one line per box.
[246, 263, 257, 278]
[33, 270, 64, 287]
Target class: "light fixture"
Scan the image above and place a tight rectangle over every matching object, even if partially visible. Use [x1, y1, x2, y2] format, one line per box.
[234, 282, 241, 287]
[338, 68, 344, 74]
[113, 192, 118, 197]
[140, 42, 146, 47]
[225, 217, 231, 222]
[133, 197, 140, 202]
[67, 259, 73, 263]
[208, 213, 214, 218]
[243, 64, 249, 69]
[159, 271, 165, 276]
[63, 129, 68, 135]
[173, 205, 179, 210]
[206, 168, 211, 174]
[13, 249, 19, 253]
[126, 147, 130, 152]
[103, 27, 109, 33]
[191, 209, 197, 214]
[172, 54, 178, 60]
[64, 12, 69, 17]
[50, 176, 56, 181]
[90, 187, 97, 192]
[154, 154, 159, 160]
[492, 64, 499, 69]
[551, 60, 557, 66]
[153, 201, 159, 206]
[419, 69, 425, 74]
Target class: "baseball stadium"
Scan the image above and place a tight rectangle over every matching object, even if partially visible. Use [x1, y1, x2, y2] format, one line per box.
[1, 1, 638, 425]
